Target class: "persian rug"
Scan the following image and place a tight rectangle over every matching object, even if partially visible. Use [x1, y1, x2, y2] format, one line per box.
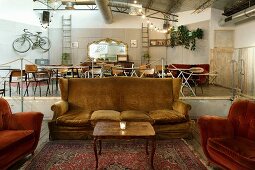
[25, 139, 207, 170]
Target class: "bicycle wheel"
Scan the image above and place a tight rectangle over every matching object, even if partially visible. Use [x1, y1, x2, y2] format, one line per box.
[39, 37, 51, 51]
[12, 37, 31, 53]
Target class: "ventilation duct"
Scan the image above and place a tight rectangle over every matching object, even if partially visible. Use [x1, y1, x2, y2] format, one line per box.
[108, 1, 142, 8]
[219, 5, 255, 26]
[95, 0, 113, 24]
[62, 0, 95, 5]
[108, 1, 143, 15]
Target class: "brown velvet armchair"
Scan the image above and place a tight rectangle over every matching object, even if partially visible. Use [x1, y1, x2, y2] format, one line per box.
[0, 98, 43, 170]
[198, 99, 255, 170]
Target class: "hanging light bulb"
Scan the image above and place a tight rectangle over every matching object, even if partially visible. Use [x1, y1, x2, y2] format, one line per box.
[147, 19, 150, 23]
[134, 0, 137, 4]
[141, 14, 146, 19]
[150, 23, 154, 28]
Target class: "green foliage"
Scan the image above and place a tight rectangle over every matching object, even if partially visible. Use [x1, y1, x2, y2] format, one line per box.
[62, 53, 71, 65]
[169, 25, 204, 51]
[143, 53, 150, 64]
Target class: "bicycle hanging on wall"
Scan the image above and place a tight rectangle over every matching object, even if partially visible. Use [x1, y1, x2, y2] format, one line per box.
[12, 29, 51, 53]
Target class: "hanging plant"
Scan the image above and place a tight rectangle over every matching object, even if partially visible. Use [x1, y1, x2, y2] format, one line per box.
[169, 25, 204, 51]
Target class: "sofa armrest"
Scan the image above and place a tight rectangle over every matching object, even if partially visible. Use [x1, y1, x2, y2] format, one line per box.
[198, 115, 234, 159]
[51, 100, 69, 120]
[172, 100, 191, 116]
[5, 112, 43, 150]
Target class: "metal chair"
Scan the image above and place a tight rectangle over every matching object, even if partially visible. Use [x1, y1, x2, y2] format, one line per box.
[8, 70, 27, 97]
[25, 64, 50, 96]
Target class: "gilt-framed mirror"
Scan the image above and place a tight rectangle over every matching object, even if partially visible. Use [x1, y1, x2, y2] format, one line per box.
[87, 38, 128, 62]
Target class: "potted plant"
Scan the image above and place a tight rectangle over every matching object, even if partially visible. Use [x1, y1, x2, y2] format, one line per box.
[143, 53, 151, 64]
[62, 53, 71, 65]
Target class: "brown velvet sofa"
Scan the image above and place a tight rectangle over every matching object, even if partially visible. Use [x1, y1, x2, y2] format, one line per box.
[198, 99, 255, 170]
[0, 98, 43, 170]
[49, 77, 193, 140]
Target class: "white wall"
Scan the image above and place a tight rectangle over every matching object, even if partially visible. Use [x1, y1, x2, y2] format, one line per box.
[166, 21, 210, 64]
[210, 8, 235, 49]
[176, 8, 211, 26]
[0, 0, 50, 69]
[2, 1, 240, 67]
[0, 19, 49, 69]
[235, 20, 255, 48]
[0, 0, 40, 26]
[51, 11, 143, 28]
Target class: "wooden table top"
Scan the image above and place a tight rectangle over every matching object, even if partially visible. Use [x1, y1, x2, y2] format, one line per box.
[93, 122, 155, 137]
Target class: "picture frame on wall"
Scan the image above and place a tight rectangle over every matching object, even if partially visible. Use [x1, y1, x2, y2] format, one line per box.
[71, 42, 79, 48]
[150, 39, 167, 47]
[130, 40, 137, 48]
[150, 40, 157, 46]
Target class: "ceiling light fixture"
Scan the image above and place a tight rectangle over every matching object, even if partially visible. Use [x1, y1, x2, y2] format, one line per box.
[163, 20, 170, 30]
[65, 1, 75, 10]
[129, 3, 143, 15]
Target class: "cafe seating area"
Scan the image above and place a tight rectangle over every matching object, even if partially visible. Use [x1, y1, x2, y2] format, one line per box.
[2, 0, 255, 169]
[0, 61, 217, 98]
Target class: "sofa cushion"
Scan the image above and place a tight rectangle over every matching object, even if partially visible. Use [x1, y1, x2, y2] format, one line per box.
[90, 110, 121, 123]
[120, 110, 152, 122]
[208, 137, 255, 169]
[148, 109, 187, 124]
[56, 110, 92, 127]
[0, 130, 35, 155]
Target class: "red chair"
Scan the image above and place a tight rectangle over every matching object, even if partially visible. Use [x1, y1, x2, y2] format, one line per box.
[198, 99, 255, 170]
[0, 98, 43, 170]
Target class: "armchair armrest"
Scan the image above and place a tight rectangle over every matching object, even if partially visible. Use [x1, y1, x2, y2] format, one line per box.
[172, 100, 191, 116]
[5, 112, 43, 150]
[51, 100, 69, 120]
[198, 115, 234, 158]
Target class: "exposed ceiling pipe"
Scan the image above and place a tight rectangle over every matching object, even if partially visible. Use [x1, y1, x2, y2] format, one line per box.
[219, 5, 255, 26]
[108, 1, 142, 8]
[95, 0, 113, 24]
[62, 0, 95, 5]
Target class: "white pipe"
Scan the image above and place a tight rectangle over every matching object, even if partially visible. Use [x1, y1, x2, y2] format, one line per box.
[95, 0, 113, 24]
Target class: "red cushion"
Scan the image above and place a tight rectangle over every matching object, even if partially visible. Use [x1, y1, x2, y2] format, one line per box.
[0, 130, 35, 155]
[208, 137, 255, 169]
[0, 112, 3, 130]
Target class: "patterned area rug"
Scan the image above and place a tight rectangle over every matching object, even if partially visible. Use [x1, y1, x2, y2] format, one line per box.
[25, 139, 206, 170]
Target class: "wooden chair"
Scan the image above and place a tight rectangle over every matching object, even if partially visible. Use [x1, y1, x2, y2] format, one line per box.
[25, 64, 50, 97]
[8, 70, 27, 97]
[139, 65, 155, 78]
[0, 81, 5, 97]
[102, 64, 114, 77]
[112, 66, 124, 76]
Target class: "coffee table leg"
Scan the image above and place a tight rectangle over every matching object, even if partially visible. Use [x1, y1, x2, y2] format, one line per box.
[150, 137, 156, 170]
[146, 139, 149, 155]
[93, 137, 98, 169]
[99, 139, 102, 155]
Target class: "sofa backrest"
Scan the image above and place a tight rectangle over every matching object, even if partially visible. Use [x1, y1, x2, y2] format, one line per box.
[228, 99, 255, 140]
[59, 77, 181, 112]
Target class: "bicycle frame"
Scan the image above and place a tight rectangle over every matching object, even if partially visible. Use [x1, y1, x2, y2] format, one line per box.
[13, 29, 51, 53]
[21, 31, 41, 48]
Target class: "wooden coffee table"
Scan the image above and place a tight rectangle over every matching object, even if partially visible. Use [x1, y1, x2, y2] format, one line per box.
[93, 121, 156, 169]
